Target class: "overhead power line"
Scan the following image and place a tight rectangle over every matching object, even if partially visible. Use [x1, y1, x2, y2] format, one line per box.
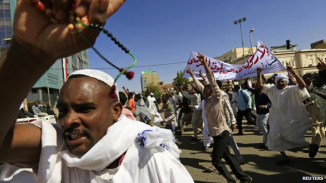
[92, 61, 186, 70]
[49, 61, 186, 71]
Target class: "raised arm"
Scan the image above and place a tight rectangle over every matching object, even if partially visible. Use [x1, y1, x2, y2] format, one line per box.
[244, 78, 255, 93]
[261, 74, 267, 84]
[0, 0, 125, 163]
[287, 66, 305, 90]
[317, 57, 326, 84]
[197, 52, 220, 95]
[122, 86, 128, 94]
[187, 67, 204, 93]
[199, 69, 207, 83]
[287, 72, 297, 85]
[256, 67, 264, 90]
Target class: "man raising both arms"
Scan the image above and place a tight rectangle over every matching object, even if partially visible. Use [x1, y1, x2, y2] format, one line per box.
[256, 67, 311, 165]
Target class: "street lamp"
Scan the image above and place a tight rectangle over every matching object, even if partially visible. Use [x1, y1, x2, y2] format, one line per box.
[234, 17, 246, 62]
[249, 28, 255, 54]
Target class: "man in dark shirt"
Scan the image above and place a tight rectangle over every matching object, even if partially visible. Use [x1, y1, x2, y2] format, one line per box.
[244, 79, 272, 148]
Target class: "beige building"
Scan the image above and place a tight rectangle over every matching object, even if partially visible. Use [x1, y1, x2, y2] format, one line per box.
[141, 71, 160, 92]
[215, 47, 257, 64]
[311, 39, 326, 49]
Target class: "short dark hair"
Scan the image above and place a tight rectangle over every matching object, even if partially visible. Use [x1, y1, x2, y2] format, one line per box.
[128, 92, 134, 99]
[204, 84, 212, 91]
[303, 73, 312, 79]
[216, 80, 222, 88]
[162, 94, 169, 100]
[134, 94, 141, 100]
[119, 92, 127, 105]
[267, 77, 275, 84]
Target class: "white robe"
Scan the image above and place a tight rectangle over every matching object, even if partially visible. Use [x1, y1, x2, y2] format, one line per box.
[263, 85, 311, 152]
[195, 100, 213, 147]
[0, 116, 194, 183]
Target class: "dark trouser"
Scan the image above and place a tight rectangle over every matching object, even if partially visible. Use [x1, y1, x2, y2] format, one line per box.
[212, 131, 250, 183]
[165, 124, 175, 132]
[17, 109, 34, 118]
[236, 108, 254, 133]
[177, 111, 183, 130]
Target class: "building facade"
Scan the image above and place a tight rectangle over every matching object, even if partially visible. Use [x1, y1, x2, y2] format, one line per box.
[215, 47, 256, 64]
[311, 39, 326, 49]
[26, 50, 89, 106]
[0, 0, 15, 56]
[141, 71, 160, 92]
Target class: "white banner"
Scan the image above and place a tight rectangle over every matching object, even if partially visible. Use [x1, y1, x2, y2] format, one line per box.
[183, 40, 286, 80]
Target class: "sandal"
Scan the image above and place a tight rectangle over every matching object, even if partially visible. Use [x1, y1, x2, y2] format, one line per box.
[204, 165, 215, 172]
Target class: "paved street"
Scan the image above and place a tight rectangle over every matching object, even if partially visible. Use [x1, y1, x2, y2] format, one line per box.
[176, 122, 326, 183]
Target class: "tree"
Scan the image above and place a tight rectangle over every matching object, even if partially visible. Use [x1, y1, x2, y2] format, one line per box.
[174, 70, 188, 88]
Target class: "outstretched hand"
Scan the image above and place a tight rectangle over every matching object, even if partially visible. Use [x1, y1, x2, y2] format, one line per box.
[13, 0, 125, 60]
[256, 67, 262, 74]
[317, 57, 326, 71]
[197, 52, 205, 63]
[199, 69, 204, 76]
[186, 67, 194, 76]
[286, 66, 295, 74]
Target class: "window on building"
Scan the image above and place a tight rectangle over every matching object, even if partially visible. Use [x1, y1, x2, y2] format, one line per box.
[79, 58, 83, 69]
[3, 3, 10, 9]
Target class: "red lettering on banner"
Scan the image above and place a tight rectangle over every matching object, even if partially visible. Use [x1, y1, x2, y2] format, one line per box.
[195, 63, 203, 67]
[253, 55, 259, 64]
[206, 58, 211, 67]
[257, 45, 270, 59]
[188, 58, 196, 65]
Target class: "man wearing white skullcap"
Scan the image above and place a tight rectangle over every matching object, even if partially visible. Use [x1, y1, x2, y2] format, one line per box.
[1, 69, 194, 183]
[256, 67, 311, 165]
[275, 74, 289, 84]
[0, 1, 193, 182]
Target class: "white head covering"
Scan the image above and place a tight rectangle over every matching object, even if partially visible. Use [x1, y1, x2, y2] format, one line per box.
[275, 74, 289, 84]
[68, 69, 119, 100]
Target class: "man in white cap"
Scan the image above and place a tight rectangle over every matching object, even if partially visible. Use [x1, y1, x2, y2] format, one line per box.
[256, 67, 311, 165]
[0, 0, 193, 182]
[145, 91, 157, 126]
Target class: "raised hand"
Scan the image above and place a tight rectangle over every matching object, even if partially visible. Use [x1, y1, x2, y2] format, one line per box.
[317, 57, 326, 71]
[186, 67, 194, 76]
[197, 52, 205, 63]
[256, 67, 263, 74]
[286, 66, 295, 74]
[14, 0, 125, 60]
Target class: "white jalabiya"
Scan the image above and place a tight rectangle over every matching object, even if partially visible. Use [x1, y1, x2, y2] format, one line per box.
[263, 85, 311, 152]
[195, 100, 213, 147]
[0, 116, 194, 183]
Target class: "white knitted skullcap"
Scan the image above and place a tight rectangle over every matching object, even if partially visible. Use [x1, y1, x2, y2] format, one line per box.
[68, 69, 119, 100]
[275, 74, 289, 84]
